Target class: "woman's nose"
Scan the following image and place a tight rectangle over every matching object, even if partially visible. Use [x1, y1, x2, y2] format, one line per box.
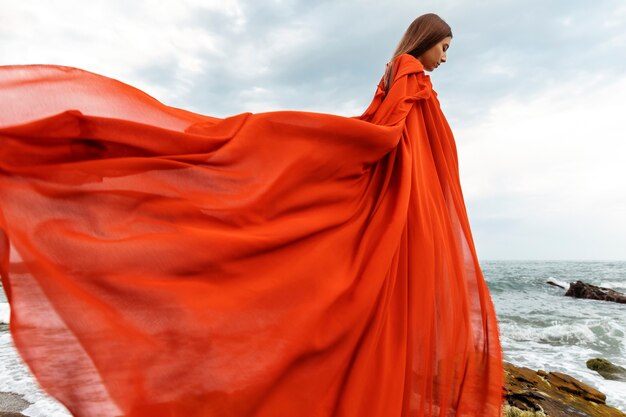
[441, 53, 447, 63]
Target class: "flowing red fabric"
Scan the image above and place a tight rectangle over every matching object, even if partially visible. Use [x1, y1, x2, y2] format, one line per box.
[0, 54, 503, 417]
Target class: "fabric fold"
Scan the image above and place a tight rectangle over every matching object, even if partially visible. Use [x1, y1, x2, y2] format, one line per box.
[0, 53, 503, 417]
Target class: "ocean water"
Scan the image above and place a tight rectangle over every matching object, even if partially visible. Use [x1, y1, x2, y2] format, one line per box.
[1, 260, 625, 415]
[483, 260, 626, 412]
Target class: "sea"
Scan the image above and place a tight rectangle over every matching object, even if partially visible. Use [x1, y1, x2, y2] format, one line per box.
[1, 260, 625, 416]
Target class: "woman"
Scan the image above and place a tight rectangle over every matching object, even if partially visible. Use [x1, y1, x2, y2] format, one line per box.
[0, 13, 502, 417]
[384, 13, 452, 91]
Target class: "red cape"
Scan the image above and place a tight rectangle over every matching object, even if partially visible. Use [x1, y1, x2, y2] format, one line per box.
[0, 54, 503, 417]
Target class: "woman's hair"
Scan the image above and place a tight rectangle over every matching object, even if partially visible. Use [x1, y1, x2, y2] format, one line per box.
[383, 13, 453, 94]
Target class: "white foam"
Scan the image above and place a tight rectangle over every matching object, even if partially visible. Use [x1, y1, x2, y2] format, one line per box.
[23, 402, 72, 417]
[0, 333, 71, 417]
[503, 321, 597, 344]
[0, 302, 10, 324]
[503, 342, 626, 412]
[598, 281, 626, 291]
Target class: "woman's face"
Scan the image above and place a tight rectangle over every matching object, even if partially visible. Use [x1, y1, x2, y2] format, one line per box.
[418, 36, 452, 72]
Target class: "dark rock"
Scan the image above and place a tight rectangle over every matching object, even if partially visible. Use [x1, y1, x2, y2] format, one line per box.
[565, 281, 626, 304]
[503, 362, 626, 417]
[587, 358, 626, 382]
[0, 412, 27, 417]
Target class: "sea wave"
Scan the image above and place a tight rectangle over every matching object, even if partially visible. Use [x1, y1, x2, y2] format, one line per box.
[500, 320, 619, 346]
[597, 281, 626, 291]
[0, 302, 10, 324]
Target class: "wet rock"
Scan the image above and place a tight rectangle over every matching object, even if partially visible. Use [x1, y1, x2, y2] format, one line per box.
[0, 392, 29, 414]
[587, 358, 626, 382]
[565, 281, 626, 304]
[503, 362, 625, 417]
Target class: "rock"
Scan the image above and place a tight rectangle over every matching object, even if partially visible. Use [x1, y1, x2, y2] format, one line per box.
[587, 358, 626, 382]
[565, 281, 626, 304]
[503, 404, 547, 416]
[545, 371, 606, 403]
[503, 362, 626, 417]
[0, 412, 27, 417]
[0, 393, 29, 415]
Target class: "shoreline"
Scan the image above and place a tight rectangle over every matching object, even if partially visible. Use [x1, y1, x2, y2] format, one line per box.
[1, 325, 624, 416]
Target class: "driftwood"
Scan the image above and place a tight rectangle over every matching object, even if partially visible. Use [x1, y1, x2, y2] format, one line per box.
[546, 279, 568, 290]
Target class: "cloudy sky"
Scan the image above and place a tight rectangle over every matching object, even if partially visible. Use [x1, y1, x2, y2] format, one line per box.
[1, 0, 625, 260]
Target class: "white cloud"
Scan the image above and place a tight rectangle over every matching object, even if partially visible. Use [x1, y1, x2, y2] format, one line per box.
[483, 64, 518, 78]
[0, 1, 241, 103]
[458, 73, 626, 259]
[459, 73, 626, 200]
[1, 0, 624, 259]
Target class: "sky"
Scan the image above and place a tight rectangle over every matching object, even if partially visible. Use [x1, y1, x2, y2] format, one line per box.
[1, 0, 625, 260]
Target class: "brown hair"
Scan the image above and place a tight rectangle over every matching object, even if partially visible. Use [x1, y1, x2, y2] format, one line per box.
[383, 13, 452, 94]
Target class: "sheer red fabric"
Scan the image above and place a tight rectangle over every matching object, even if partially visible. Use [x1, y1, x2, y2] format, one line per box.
[0, 54, 503, 417]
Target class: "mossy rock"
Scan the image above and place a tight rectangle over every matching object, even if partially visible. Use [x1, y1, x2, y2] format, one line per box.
[587, 358, 626, 382]
[503, 404, 547, 417]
